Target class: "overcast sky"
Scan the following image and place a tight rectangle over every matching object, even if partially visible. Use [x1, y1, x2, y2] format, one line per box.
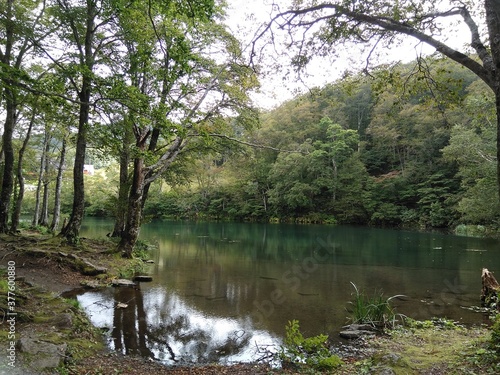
[224, 0, 472, 110]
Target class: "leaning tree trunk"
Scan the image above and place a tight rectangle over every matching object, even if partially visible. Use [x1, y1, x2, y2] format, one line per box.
[118, 156, 146, 258]
[481, 268, 500, 311]
[140, 128, 161, 212]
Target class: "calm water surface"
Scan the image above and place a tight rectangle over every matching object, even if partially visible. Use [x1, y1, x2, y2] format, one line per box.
[78, 219, 500, 365]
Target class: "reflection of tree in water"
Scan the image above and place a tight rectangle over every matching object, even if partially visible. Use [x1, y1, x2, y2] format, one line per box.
[111, 286, 252, 364]
[112, 286, 153, 358]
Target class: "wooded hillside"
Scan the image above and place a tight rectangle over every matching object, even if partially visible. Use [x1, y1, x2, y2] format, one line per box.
[138, 57, 497, 232]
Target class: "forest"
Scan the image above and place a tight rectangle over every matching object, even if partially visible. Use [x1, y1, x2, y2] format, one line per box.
[1, 0, 500, 257]
[115, 58, 499, 233]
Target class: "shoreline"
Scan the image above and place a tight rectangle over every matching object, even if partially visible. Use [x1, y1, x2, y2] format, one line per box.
[0, 230, 497, 374]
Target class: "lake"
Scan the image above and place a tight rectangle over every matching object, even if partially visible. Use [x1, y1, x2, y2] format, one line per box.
[77, 219, 500, 365]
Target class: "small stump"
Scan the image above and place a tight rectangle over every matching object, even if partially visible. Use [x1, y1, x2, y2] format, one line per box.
[481, 268, 500, 311]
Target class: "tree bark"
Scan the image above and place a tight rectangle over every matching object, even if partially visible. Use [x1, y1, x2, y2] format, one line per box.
[118, 152, 146, 258]
[50, 137, 67, 231]
[485, 0, 500, 203]
[60, 0, 96, 243]
[60, 88, 89, 243]
[0, 88, 17, 233]
[481, 268, 500, 311]
[40, 178, 50, 227]
[0, 0, 16, 233]
[32, 133, 49, 227]
[10, 106, 36, 232]
[111, 127, 132, 237]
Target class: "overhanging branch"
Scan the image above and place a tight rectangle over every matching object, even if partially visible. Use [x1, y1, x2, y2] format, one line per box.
[202, 133, 308, 154]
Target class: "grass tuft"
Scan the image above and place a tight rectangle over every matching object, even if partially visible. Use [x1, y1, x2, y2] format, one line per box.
[348, 282, 405, 329]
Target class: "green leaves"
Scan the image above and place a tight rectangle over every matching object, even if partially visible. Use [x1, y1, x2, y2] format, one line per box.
[280, 320, 343, 371]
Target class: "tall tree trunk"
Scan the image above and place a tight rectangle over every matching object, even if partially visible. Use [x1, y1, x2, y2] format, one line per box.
[0, 0, 17, 233]
[40, 179, 50, 227]
[61, 87, 89, 243]
[32, 133, 49, 227]
[59, 0, 95, 244]
[118, 153, 146, 258]
[10, 107, 35, 232]
[140, 128, 161, 211]
[485, 0, 500, 203]
[111, 126, 132, 237]
[51, 138, 66, 231]
[0, 90, 17, 233]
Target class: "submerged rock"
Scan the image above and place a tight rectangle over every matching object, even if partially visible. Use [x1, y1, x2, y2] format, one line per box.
[111, 279, 137, 287]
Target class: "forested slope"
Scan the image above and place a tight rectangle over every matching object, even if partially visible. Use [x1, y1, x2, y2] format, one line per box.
[139, 57, 497, 233]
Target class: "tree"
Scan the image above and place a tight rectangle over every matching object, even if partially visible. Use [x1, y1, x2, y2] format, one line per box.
[49, 0, 122, 243]
[443, 79, 498, 223]
[10, 99, 37, 233]
[0, 0, 48, 232]
[252, 0, 500, 203]
[109, 0, 258, 257]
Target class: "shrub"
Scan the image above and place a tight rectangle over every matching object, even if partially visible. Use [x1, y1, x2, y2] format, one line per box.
[490, 314, 500, 353]
[279, 320, 343, 371]
[348, 282, 403, 328]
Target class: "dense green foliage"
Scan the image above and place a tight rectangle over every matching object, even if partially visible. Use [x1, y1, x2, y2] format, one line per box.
[11, 56, 500, 234]
[132, 58, 497, 232]
[279, 320, 343, 371]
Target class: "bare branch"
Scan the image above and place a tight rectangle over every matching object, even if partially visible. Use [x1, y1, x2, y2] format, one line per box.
[252, 2, 495, 90]
[200, 133, 307, 154]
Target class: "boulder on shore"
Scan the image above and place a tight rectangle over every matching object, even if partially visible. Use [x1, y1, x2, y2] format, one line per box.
[339, 323, 378, 339]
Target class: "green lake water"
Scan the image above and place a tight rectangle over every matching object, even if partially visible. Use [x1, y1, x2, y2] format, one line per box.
[77, 219, 500, 365]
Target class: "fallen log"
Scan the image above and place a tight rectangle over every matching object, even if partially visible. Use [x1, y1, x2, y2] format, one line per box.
[481, 268, 500, 311]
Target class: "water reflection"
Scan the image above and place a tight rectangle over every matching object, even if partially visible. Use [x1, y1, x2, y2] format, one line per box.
[78, 220, 500, 364]
[77, 285, 279, 365]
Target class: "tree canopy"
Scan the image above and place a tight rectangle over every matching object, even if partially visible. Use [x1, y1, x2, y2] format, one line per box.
[251, 0, 500, 202]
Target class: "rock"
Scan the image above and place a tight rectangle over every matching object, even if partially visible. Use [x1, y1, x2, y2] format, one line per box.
[17, 337, 67, 369]
[343, 323, 377, 331]
[381, 352, 401, 364]
[80, 280, 101, 289]
[67, 253, 107, 276]
[111, 279, 136, 287]
[52, 313, 73, 329]
[339, 323, 377, 339]
[133, 275, 153, 282]
[81, 260, 108, 276]
[339, 329, 376, 339]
